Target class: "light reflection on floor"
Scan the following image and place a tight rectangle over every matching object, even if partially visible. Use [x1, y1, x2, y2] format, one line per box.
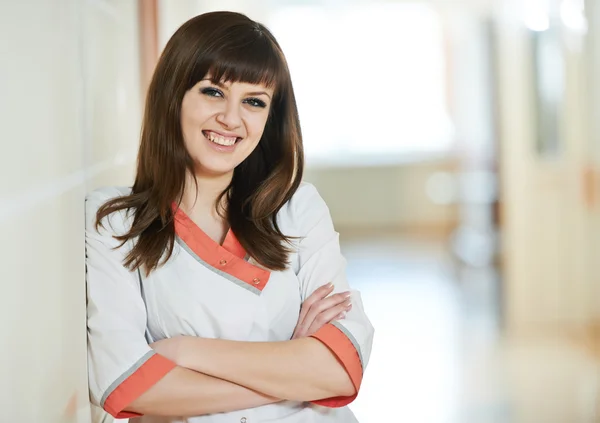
[342, 234, 600, 423]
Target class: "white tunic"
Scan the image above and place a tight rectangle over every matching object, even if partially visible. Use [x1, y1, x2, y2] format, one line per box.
[85, 182, 374, 423]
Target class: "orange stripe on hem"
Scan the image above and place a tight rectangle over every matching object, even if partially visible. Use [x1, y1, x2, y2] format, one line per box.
[104, 353, 176, 418]
[309, 323, 363, 408]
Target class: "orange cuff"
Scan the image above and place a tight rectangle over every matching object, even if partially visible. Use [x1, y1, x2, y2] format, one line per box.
[104, 353, 177, 418]
[309, 323, 363, 407]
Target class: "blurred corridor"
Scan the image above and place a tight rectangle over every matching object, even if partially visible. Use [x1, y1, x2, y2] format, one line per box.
[341, 233, 599, 422]
[2, 0, 600, 422]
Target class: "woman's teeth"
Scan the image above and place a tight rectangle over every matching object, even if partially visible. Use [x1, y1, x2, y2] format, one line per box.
[206, 132, 237, 146]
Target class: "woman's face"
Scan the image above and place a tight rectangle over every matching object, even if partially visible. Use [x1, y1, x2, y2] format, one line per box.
[180, 76, 274, 178]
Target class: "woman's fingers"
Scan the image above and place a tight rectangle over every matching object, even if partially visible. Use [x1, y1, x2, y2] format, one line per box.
[292, 284, 354, 339]
[306, 300, 352, 335]
[292, 283, 333, 339]
[302, 291, 351, 331]
[297, 282, 333, 326]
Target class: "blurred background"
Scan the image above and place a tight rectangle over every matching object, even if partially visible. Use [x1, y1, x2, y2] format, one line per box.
[1, 0, 600, 421]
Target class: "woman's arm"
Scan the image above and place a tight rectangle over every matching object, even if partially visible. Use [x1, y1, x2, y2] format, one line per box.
[150, 183, 373, 405]
[152, 336, 355, 402]
[85, 189, 282, 418]
[149, 281, 356, 404]
[288, 183, 375, 408]
[125, 366, 282, 416]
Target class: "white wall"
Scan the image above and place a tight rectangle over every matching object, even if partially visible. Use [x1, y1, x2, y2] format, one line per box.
[585, 0, 600, 321]
[157, 0, 271, 51]
[304, 159, 458, 232]
[0, 1, 141, 421]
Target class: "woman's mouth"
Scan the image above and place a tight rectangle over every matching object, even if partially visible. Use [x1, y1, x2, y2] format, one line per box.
[202, 130, 241, 146]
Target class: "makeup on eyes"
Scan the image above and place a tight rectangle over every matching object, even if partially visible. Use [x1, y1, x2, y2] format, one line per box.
[244, 98, 267, 108]
[200, 77, 271, 96]
[200, 87, 222, 97]
[200, 87, 268, 108]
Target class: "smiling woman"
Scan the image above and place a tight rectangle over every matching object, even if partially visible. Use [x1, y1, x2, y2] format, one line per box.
[181, 77, 273, 174]
[85, 11, 373, 423]
[97, 10, 303, 273]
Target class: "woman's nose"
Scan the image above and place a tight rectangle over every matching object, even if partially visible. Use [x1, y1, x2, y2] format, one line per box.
[216, 101, 242, 129]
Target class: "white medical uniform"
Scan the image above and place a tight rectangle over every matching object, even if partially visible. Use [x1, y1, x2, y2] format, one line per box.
[85, 182, 374, 423]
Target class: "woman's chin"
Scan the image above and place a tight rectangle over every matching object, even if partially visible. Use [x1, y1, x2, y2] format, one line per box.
[192, 162, 236, 179]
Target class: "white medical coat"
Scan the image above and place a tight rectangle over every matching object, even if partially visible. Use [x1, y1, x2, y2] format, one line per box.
[85, 182, 374, 423]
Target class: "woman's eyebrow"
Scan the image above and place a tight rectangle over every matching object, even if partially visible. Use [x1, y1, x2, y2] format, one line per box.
[200, 78, 272, 99]
[246, 90, 272, 99]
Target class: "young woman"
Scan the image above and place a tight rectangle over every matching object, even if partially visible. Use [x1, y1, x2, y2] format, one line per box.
[85, 11, 374, 423]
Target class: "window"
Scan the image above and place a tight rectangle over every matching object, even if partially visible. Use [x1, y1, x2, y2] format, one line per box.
[267, 3, 455, 165]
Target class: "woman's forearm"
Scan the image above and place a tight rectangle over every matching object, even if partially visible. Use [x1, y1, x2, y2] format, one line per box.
[173, 337, 355, 402]
[126, 366, 282, 417]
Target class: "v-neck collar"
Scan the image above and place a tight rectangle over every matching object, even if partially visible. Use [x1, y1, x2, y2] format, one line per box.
[172, 204, 246, 259]
[172, 204, 271, 293]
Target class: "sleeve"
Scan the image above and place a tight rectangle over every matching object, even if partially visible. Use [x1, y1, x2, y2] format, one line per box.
[85, 188, 176, 419]
[291, 183, 375, 408]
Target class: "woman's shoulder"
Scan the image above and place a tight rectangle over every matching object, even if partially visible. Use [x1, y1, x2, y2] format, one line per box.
[277, 181, 331, 235]
[85, 186, 133, 235]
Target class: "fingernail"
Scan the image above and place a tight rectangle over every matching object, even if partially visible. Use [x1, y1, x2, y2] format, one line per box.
[343, 292, 352, 298]
[345, 299, 352, 307]
[338, 312, 346, 319]
[327, 282, 334, 288]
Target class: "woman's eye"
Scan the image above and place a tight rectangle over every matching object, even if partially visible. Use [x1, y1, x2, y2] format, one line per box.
[201, 87, 223, 97]
[245, 98, 267, 108]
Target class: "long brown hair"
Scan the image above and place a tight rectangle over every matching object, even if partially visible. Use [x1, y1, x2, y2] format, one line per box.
[96, 11, 304, 274]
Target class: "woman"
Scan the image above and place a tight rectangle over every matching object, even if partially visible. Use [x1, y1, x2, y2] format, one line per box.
[85, 11, 374, 423]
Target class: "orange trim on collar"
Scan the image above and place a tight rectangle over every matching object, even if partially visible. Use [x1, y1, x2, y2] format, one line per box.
[173, 205, 270, 291]
[221, 230, 247, 260]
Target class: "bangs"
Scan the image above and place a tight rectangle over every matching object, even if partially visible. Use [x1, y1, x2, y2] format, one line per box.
[190, 31, 287, 92]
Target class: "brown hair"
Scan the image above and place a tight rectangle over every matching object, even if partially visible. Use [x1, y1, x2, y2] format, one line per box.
[96, 11, 304, 274]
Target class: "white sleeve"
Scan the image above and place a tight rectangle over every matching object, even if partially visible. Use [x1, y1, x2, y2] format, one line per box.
[289, 183, 375, 408]
[85, 188, 176, 419]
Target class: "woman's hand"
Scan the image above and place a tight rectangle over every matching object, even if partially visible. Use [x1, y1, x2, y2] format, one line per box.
[291, 283, 352, 339]
[152, 283, 352, 360]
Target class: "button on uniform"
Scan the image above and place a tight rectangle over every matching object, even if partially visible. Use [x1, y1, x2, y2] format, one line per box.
[219, 259, 227, 265]
[240, 418, 247, 423]
[252, 277, 260, 285]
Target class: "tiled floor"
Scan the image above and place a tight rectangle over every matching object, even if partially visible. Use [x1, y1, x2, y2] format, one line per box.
[341, 233, 600, 423]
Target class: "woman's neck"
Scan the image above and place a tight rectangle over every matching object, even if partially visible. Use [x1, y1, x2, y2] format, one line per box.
[181, 170, 232, 219]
